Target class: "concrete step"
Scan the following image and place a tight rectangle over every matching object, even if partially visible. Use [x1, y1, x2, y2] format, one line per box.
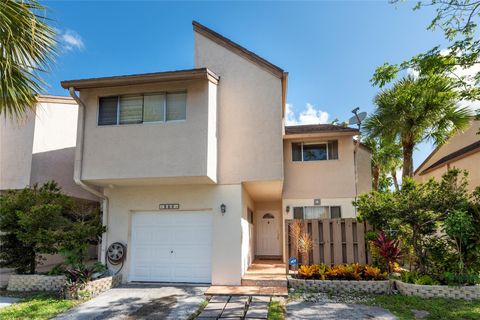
[205, 285, 288, 297]
[241, 274, 287, 287]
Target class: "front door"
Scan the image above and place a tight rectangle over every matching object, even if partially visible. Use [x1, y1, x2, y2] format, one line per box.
[256, 211, 281, 256]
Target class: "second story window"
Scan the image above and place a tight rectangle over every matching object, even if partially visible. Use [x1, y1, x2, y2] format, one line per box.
[98, 92, 186, 126]
[292, 140, 338, 161]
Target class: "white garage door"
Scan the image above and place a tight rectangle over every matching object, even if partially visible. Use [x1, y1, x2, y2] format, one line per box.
[129, 211, 212, 283]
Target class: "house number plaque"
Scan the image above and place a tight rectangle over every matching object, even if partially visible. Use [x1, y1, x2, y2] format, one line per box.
[159, 203, 180, 210]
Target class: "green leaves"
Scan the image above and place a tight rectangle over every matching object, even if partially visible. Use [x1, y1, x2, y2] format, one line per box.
[0, 0, 57, 119]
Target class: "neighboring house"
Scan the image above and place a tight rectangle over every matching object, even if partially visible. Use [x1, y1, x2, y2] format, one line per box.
[414, 120, 480, 191]
[0, 95, 99, 287]
[59, 21, 371, 286]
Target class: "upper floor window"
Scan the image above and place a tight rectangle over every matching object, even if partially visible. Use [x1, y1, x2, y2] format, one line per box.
[292, 140, 338, 161]
[98, 92, 186, 126]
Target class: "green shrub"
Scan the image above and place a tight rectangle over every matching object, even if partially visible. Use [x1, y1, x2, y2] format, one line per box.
[414, 275, 439, 285]
[48, 264, 66, 276]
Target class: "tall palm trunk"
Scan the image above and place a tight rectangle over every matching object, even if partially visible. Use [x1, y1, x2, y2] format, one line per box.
[372, 165, 381, 191]
[391, 169, 400, 191]
[402, 141, 414, 178]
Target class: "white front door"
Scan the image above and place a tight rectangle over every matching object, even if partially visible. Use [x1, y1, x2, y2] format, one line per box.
[129, 211, 212, 283]
[256, 211, 281, 256]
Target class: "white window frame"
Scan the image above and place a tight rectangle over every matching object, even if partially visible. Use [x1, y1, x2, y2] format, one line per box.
[293, 141, 329, 162]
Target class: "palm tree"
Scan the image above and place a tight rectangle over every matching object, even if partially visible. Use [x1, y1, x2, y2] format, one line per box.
[364, 137, 402, 191]
[364, 75, 472, 178]
[0, 0, 56, 119]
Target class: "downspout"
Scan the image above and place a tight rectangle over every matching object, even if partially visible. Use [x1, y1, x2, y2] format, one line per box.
[69, 87, 109, 264]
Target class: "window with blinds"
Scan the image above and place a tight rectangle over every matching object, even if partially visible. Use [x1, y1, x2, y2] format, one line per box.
[292, 205, 342, 219]
[98, 92, 186, 125]
[292, 140, 339, 161]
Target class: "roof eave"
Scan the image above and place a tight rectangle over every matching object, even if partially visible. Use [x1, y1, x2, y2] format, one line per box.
[61, 68, 219, 90]
[283, 131, 358, 140]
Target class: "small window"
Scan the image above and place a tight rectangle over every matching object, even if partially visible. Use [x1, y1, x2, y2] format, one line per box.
[330, 206, 341, 219]
[293, 207, 304, 219]
[292, 140, 338, 162]
[98, 97, 118, 125]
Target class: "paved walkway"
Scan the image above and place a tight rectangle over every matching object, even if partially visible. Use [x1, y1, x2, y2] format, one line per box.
[197, 295, 272, 319]
[55, 284, 207, 320]
[0, 297, 20, 309]
[287, 301, 398, 320]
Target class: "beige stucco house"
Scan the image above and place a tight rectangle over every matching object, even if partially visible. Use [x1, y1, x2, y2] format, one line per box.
[414, 120, 480, 191]
[56, 21, 371, 286]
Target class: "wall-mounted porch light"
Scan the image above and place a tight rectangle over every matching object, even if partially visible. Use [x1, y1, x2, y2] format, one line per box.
[286, 205, 290, 213]
[220, 203, 226, 215]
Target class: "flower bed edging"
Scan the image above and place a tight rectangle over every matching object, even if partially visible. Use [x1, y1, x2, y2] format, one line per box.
[7, 274, 66, 292]
[395, 280, 480, 300]
[78, 273, 122, 297]
[288, 276, 392, 294]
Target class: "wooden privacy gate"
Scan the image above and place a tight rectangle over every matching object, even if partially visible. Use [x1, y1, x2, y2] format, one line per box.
[286, 218, 372, 267]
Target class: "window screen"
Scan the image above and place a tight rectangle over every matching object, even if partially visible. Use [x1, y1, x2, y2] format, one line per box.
[292, 143, 302, 161]
[304, 206, 329, 219]
[98, 97, 118, 125]
[119, 95, 143, 124]
[293, 207, 304, 219]
[303, 143, 327, 161]
[328, 140, 338, 159]
[330, 206, 342, 219]
[143, 94, 165, 122]
[166, 92, 186, 121]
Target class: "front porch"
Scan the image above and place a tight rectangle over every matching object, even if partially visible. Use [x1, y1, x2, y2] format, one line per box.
[206, 259, 288, 297]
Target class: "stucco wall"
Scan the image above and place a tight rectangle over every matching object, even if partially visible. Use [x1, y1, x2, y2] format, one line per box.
[357, 145, 372, 195]
[283, 135, 356, 199]
[0, 112, 35, 190]
[79, 80, 217, 183]
[104, 184, 243, 285]
[194, 32, 284, 184]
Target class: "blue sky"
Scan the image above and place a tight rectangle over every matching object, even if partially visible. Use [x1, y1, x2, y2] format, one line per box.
[43, 1, 453, 169]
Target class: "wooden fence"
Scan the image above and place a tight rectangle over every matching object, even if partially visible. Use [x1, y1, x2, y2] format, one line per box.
[286, 218, 372, 267]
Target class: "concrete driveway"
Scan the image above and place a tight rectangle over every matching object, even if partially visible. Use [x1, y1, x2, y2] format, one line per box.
[55, 284, 207, 320]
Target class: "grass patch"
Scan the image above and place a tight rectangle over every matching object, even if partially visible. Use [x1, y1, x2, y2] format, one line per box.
[268, 299, 285, 320]
[367, 294, 480, 320]
[0, 293, 81, 320]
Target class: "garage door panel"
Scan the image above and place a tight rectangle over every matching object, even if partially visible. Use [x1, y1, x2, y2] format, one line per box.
[130, 211, 212, 283]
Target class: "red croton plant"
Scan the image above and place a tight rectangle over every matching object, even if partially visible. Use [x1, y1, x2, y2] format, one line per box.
[372, 231, 401, 273]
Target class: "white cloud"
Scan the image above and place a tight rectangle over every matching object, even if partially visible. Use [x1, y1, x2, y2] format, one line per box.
[285, 103, 329, 125]
[59, 30, 84, 52]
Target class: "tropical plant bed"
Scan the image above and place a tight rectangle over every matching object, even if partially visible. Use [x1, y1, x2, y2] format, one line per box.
[395, 280, 480, 300]
[64, 274, 122, 300]
[288, 276, 392, 294]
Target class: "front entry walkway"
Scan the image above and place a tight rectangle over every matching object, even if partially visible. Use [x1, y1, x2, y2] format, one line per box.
[197, 295, 273, 319]
[205, 259, 288, 297]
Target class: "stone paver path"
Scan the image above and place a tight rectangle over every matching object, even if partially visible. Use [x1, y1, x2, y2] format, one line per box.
[197, 295, 272, 319]
[287, 301, 398, 320]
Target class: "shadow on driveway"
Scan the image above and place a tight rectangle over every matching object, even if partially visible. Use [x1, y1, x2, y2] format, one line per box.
[54, 284, 207, 320]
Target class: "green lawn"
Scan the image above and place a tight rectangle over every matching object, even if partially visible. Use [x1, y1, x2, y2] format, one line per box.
[268, 299, 286, 320]
[368, 294, 480, 320]
[0, 293, 81, 320]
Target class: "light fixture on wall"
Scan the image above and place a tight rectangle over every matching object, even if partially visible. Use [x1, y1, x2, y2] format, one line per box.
[286, 205, 290, 213]
[220, 203, 226, 215]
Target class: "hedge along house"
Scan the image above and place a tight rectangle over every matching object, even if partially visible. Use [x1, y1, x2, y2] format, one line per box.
[60, 21, 371, 286]
[0, 95, 100, 287]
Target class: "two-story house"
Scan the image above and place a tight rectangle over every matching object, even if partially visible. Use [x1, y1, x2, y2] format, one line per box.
[59, 21, 371, 286]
